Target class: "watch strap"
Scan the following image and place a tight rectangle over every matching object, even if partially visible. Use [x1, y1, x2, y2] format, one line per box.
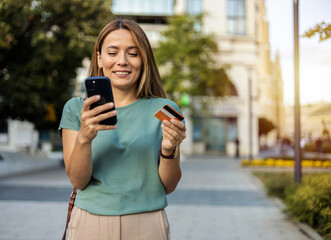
[160, 146, 178, 159]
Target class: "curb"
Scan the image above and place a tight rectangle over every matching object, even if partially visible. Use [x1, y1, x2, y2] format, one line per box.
[243, 168, 324, 240]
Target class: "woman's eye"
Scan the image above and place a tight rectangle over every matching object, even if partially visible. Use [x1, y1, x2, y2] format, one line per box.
[108, 52, 117, 56]
[128, 53, 138, 57]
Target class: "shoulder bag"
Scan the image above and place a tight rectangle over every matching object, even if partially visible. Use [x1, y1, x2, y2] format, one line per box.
[62, 188, 77, 240]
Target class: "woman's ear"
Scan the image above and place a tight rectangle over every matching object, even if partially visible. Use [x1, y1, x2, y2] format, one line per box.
[97, 51, 103, 69]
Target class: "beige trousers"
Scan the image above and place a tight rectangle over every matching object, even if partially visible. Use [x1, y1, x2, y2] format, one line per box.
[68, 206, 170, 240]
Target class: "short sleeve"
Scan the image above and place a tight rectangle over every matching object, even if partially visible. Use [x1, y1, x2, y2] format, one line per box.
[58, 97, 83, 134]
[165, 99, 185, 124]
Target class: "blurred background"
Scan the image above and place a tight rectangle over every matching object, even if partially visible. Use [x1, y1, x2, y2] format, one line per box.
[1, 0, 331, 158]
[0, 0, 331, 239]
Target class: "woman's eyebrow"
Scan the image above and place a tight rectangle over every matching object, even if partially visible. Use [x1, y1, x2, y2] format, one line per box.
[105, 46, 119, 50]
[104, 46, 138, 50]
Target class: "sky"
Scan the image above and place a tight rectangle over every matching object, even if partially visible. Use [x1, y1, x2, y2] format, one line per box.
[265, 0, 331, 106]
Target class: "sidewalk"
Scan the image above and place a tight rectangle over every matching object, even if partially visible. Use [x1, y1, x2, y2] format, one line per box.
[166, 155, 322, 240]
[0, 154, 323, 240]
[0, 150, 63, 178]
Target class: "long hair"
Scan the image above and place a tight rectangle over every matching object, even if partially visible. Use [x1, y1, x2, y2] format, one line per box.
[88, 18, 167, 98]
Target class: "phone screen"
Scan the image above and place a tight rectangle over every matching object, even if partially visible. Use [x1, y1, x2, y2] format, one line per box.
[85, 76, 117, 125]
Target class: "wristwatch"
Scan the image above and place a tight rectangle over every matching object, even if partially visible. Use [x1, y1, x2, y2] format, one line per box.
[160, 146, 178, 159]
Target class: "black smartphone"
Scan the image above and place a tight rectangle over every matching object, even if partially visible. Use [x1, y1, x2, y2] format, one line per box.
[85, 76, 117, 125]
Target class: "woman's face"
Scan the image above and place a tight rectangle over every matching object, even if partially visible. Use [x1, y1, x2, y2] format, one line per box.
[97, 29, 143, 92]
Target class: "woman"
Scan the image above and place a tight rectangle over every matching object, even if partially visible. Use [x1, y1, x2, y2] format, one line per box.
[59, 18, 186, 240]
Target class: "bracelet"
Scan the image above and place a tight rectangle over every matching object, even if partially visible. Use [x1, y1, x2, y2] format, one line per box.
[160, 146, 178, 159]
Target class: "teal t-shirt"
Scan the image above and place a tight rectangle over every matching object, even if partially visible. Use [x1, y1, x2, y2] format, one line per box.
[59, 97, 183, 216]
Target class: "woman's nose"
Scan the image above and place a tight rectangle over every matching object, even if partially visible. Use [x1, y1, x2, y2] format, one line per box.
[117, 52, 128, 66]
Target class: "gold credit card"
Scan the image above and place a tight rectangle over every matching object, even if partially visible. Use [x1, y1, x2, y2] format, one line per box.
[154, 104, 184, 122]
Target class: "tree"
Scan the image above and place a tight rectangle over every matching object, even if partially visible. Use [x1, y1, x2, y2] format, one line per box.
[258, 117, 275, 137]
[155, 14, 231, 105]
[0, 0, 112, 130]
[303, 22, 331, 41]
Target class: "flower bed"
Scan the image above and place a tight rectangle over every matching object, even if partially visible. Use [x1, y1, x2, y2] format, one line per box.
[241, 158, 331, 168]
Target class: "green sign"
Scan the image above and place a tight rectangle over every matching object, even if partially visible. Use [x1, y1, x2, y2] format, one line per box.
[181, 94, 190, 107]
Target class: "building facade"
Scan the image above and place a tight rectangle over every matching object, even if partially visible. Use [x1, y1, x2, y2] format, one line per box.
[284, 103, 331, 142]
[255, 1, 285, 147]
[110, 0, 283, 156]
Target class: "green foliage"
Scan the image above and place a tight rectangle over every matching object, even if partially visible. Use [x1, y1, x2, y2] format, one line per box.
[285, 173, 331, 238]
[304, 142, 331, 153]
[253, 172, 296, 199]
[322, 143, 331, 153]
[258, 117, 276, 136]
[303, 22, 331, 42]
[304, 142, 317, 152]
[253, 171, 331, 239]
[155, 14, 231, 104]
[0, 0, 112, 130]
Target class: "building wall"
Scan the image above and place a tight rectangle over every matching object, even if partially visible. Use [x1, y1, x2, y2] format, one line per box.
[202, 0, 259, 156]
[255, 0, 284, 145]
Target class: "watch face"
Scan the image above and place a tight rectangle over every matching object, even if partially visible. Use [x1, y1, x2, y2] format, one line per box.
[173, 146, 178, 158]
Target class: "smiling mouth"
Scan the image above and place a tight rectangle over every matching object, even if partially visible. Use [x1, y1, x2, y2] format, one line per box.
[114, 71, 131, 75]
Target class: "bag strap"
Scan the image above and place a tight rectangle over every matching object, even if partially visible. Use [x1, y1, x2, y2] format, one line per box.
[62, 188, 77, 240]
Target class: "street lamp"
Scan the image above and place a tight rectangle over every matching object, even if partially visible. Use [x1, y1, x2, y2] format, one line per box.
[247, 67, 253, 161]
[293, 0, 302, 183]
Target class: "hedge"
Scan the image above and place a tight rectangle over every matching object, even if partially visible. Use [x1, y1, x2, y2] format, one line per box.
[253, 172, 331, 239]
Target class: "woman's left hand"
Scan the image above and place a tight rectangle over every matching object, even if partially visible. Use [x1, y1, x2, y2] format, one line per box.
[161, 119, 186, 154]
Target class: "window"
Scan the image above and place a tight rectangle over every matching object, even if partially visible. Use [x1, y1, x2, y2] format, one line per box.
[186, 0, 202, 31]
[186, 0, 202, 15]
[227, 0, 246, 35]
[112, 0, 174, 16]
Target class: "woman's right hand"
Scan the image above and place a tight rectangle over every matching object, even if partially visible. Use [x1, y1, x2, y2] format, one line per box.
[78, 95, 117, 144]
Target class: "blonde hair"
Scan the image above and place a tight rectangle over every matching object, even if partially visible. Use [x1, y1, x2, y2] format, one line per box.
[88, 18, 167, 98]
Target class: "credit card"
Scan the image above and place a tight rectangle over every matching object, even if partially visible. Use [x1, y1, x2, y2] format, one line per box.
[154, 104, 185, 122]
